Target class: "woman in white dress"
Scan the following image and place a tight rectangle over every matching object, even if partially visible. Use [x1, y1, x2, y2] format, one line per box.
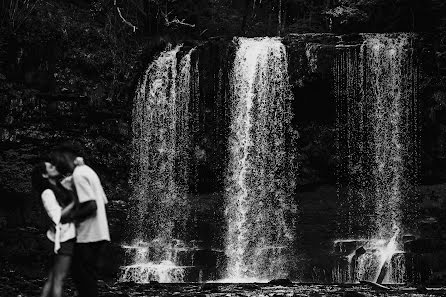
[32, 161, 76, 297]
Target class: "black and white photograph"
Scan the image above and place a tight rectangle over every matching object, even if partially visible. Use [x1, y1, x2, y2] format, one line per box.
[1, 0, 446, 296]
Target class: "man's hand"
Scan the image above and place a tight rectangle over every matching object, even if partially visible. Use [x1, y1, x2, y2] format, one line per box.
[71, 200, 97, 223]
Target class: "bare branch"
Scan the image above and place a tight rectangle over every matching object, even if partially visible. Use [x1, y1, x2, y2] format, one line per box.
[114, 0, 137, 32]
[199, 29, 208, 36]
[162, 11, 195, 28]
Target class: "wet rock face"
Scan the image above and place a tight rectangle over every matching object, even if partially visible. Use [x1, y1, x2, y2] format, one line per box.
[283, 34, 338, 127]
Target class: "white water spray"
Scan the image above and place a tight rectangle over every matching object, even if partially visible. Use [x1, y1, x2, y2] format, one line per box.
[225, 37, 297, 281]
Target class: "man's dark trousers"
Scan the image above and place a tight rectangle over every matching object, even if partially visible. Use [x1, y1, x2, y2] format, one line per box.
[72, 241, 106, 297]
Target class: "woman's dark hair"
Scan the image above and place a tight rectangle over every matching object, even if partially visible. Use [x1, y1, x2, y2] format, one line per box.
[31, 162, 72, 207]
[31, 162, 51, 195]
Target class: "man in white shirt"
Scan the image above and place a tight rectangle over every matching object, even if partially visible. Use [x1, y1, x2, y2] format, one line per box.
[50, 145, 110, 297]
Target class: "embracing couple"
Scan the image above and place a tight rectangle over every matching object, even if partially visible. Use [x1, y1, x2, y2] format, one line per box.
[31, 145, 110, 297]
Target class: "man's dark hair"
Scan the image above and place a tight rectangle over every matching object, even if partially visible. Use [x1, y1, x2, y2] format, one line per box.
[55, 142, 83, 156]
[49, 142, 82, 175]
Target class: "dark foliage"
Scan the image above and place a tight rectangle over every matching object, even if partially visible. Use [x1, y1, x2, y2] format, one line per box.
[2, 0, 443, 44]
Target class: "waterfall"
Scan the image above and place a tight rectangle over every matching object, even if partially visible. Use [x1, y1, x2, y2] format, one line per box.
[120, 46, 195, 283]
[225, 37, 297, 281]
[362, 35, 418, 239]
[333, 34, 418, 283]
[335, 33, 418, 239]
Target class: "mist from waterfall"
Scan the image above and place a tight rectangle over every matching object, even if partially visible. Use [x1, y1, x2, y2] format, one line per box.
[121, 45, 195, 283]
[225, 37, 297, 281]
[333, 34, 418, 283]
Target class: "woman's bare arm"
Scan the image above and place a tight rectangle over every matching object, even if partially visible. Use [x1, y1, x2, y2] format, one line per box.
[61, 201, 75, 218]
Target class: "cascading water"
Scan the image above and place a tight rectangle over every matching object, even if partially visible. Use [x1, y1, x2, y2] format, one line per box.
[333, 34, 418, 283]
[364, 35, 418, 239]
[224, 37, 297, 282]
[120, 46, 196, 283]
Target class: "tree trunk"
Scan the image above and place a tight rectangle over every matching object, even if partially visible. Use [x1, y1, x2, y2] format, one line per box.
[143, 0, 161, 34]
[241, 0, 253, 34]
[268, 12, 272, 35]
[278, 0, 282, 35]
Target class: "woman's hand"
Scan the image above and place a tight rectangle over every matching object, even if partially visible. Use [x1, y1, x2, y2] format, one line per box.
[60, 201, 75, 224]
[60, 176, 74, 190]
